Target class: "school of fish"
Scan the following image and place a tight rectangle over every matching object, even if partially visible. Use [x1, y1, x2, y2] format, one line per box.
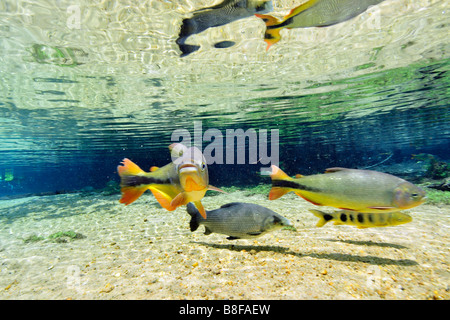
[118, 143, 426, 240]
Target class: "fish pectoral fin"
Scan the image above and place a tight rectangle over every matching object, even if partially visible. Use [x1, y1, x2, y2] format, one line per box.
[208, 185, 227, 193]
[170, 192, 189, 209]
[149, 186, 178, 211]
[226, 236, 240, 240]
[204, 226, 212, 235]
[324, 167, 349, 173]
[193, 200, 207, 219]
[247, 231, 262, 236]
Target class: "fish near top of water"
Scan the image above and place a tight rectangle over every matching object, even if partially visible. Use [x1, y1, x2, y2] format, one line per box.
[269, 165, 426, 213]
[310, 209, 413, 229]
[186, 202, 293, 240]
[117, 143, 224, 218]
[255, 0, 385, 50]
[176, 0, 273, 56]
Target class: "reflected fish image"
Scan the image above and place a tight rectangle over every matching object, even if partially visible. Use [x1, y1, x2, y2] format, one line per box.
[269, 165, 426, 213]
[186, 202, 293, 240]
[310, 209, 413, 228]
[256, 0, 385, 50]
[177, 0, 273, 56]
[117, 143, 224, 218]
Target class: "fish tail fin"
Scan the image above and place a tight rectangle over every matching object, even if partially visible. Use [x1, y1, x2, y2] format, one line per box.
[117, 158, 148, 205]
[255, 14, 282, 51]
[269, 165, 292, 200]
[118, 158, 145, 177]
[186, 202, 200, 232]
[309, 209, 333, 227]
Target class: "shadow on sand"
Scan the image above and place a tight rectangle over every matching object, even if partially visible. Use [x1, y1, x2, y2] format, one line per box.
[193, 241, 418, 266]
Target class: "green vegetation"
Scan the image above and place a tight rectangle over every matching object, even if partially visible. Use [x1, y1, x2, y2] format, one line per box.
[424, 188, 450, 205]
[23, 230, 86, 244]
[29, 44, 83, 67]
[207, 184, 272, 197]
[413, 153, 450, 180]
[48, 230, 85, 242]
[23, 234, 45, 243]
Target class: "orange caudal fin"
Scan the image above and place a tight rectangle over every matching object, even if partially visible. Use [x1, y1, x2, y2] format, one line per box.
[270, 165, 291, 180]
[119, 186, 148, 205]
[269, 165, 293, 200]
[118, 158, 145, 177]
[255, 14, 282, 51]
[269, 187, 290, 200]
[117, 158, 148, 205]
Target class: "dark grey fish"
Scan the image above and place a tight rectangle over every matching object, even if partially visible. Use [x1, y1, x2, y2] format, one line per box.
[186, 202, 292, 240]
[177, 0, 273, 57]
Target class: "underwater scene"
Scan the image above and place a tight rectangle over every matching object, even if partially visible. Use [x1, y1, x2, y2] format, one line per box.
[0, 0, 449, 300]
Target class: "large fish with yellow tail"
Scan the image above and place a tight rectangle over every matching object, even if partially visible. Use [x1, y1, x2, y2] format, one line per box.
[310, 209, 413, 229]
[117, 143, 224, 218]
[255, 0, 385, 50]
[269, 165, 426, 213]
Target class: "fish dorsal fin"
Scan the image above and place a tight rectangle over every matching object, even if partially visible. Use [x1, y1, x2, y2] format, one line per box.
[220, 202, 240, 209]
[285, 0, 321, 20]
[150, 166, 159, 172]
[295, 174, 303, 178]
[324, 167, 351, 173]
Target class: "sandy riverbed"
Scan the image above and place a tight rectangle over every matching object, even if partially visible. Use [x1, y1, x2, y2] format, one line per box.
[0, 190, 448, 300]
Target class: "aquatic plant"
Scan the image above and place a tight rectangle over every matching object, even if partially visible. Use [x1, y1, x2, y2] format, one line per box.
[208, 184, 272, 197]
[101, 180, 121, 196]
[412, 153, 450, 179]
[28, 44, 85, 67]
[23, 234, 45, 243]
[48, 231, 86, 243]
[423, 189, 450, 205]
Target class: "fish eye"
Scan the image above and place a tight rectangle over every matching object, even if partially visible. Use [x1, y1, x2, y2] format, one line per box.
[201, 162, 206, 171]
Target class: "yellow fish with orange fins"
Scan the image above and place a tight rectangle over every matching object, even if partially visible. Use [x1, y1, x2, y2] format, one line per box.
[269, 165, 426, 213]
[256, 0, 385, 50]
[310, 209, 413, 229]
[117, 143, 224, 218]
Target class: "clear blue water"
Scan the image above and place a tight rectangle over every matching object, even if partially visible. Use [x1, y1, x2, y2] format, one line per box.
[0, 0, 449, 197]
